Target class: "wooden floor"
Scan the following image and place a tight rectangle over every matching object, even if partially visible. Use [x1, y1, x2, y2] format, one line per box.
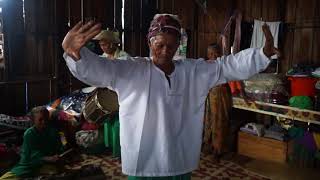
[243, 158, 320, 180]
[221, 152, 320, 180]
[68, 151, 320, 179]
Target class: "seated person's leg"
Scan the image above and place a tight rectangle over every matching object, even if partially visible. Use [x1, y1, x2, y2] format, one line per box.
[0, 172, 19, 180]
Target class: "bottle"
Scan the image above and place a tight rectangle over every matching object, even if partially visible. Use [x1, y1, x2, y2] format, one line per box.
[179, 28, 188, 59]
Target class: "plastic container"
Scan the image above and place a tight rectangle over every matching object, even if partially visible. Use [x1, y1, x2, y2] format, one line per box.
[287, 76, 318, 97]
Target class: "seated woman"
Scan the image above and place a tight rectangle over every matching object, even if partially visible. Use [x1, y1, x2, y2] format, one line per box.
[0, 106, 63, 179]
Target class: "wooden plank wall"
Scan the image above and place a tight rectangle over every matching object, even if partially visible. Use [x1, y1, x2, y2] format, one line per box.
[156, 0, 320, 71]
[0, 0, 119, 115]
[156, 0, 234, 59]
[284, 0, 320, 70]
[124, 0, 158, 57]
[1, 0, 52, 115]
[196, 0, 234, 58]
[235, 0, 320, 72]
[0, 0, 319, 115]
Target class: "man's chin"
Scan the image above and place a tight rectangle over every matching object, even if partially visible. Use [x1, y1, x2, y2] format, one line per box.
[159, 57, 173, 62]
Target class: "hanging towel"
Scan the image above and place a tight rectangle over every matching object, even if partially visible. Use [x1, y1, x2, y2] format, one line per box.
[250, 19, 281, 59]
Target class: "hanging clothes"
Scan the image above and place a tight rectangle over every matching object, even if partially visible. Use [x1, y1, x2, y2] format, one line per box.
[250, 19, 281, 59]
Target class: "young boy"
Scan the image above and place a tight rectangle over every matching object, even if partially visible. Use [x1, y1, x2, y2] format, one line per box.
[0, 106, 63, 179]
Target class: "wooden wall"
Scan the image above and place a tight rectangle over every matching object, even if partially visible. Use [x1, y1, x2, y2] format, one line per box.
[157, 0, 320, 71]
[156, 0, 234, 59]
[0, 0, 319, 115]
[1, 0, 58, 115]
[124, 0, 158, 57]
[283, 0, 320, 70]
[0, 0, 119, 115]
[234, 0, 320, 72]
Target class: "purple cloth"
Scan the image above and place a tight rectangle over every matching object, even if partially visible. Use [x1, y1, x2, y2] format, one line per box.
[297, 131, 317, 151]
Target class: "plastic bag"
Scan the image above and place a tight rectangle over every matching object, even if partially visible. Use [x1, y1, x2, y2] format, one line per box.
[244, 73, 289, 104]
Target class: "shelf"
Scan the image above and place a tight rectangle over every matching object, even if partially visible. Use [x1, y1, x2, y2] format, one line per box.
[232, 97, 320, 125]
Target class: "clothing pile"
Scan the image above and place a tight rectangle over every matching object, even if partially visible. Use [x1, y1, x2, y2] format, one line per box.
[0, 114, 32, 130]
[75, 130, 100, 148]
[287, 64, 316, 77]
[240, 123, 265, 137]
[48, 87, 96, 116]
[75, 127, 106, 155]
[264, 123, 286, 141]
[240, 122, 287, 141]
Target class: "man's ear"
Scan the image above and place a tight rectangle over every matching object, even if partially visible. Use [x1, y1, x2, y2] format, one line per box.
[148, 39, 151, 48]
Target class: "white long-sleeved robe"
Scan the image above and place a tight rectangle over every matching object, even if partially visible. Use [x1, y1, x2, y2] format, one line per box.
[64, 47, 270, 176]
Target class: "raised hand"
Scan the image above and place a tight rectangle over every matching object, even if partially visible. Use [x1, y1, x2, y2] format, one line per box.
[262, 23, 281, 58]
[62, 21, 101, 60]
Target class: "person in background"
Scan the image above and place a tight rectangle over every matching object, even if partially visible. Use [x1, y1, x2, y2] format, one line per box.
[0, 106, 63, 179]
[203, 43, 232, 161]
[207, 43, 221, 61]
[93, 29, 130, 60]
[62, 13, 279, 179]
[93, 29, 127, 157]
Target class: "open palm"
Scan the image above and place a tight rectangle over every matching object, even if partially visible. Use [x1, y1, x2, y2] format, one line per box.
[62, 21, 101, 60]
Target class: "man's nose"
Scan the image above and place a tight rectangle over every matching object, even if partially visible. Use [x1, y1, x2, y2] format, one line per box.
[161, 46, 170, 54]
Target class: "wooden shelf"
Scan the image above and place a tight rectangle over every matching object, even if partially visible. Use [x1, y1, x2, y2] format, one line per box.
[232, 97, 320, 125]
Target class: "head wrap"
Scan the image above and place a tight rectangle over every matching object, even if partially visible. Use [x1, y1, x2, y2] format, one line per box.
[147, 14, 181, 41]
[93, 29, 120, 44]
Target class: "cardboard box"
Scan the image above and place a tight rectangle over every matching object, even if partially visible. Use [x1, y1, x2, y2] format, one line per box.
[238, 131, 289, 163]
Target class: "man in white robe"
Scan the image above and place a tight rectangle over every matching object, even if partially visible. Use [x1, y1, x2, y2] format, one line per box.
[62, 14, 280, 179]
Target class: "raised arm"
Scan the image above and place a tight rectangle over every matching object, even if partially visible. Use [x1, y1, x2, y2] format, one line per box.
[197, 24, 280, 90]
[62, 21, 139, 89]
[262, 23, 281, 58]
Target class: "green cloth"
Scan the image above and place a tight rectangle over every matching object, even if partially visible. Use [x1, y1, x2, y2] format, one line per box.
[127, 173, 191, 180]
[315, 151, 320, 160]
[288, 127, 304, 139]
[289, 96, 313, 110]
[10, 126, 62, 178]
[104, 114, 120, 157]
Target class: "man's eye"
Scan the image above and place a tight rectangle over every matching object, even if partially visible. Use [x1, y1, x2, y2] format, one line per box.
[156, 44, 163, 48]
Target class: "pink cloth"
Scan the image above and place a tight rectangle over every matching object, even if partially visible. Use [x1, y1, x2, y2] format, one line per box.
[81, 121, 98, 131]
[147, 14, 181, 40]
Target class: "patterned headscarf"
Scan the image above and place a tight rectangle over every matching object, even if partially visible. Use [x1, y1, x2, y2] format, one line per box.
[147, 14, 181, 41]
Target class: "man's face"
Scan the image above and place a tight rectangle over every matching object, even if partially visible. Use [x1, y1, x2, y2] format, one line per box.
[99, 39, 117, 54]
[33, 112, 48, 131]
[149, 33, 179, 65]
[207, 48, 221, 61]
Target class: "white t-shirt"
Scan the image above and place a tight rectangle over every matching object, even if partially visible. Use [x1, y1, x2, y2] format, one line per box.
[64, 47, 270, 176]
